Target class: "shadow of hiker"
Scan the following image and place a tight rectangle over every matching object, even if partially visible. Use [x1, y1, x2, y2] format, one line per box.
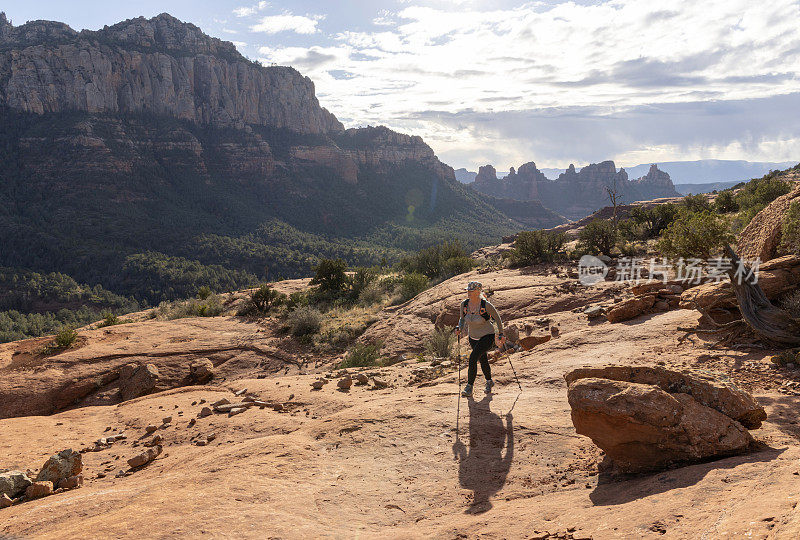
[452, 394, 513, 514]
[589, 444, 785, 506]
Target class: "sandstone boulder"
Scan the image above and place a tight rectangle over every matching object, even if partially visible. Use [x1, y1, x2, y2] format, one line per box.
[679, 254, 800, 310]
[119, 363, 159, 401]
[189, 358, 215, 384]
[337, 376, 353, 390]
[36, 449, 82, 485]
[606, 295, 656, 323]
[737, 182, 800, 262]
[565, 365, 765, 473]
[0, 470, 31, 498]
[25, 481, 53, 499]
[127, 445, 162, 469]
[57, 475, 83, 490]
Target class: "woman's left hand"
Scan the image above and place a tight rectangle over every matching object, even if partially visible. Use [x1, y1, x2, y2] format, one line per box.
[495, 335, 506, 348]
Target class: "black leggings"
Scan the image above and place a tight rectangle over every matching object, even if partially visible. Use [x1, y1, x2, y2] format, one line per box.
[467, 333, 494, 386]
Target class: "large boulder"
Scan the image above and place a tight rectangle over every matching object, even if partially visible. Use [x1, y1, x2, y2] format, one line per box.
[565, 365, 765, 473]
[119, 363, 160, 401]
[36, 448, 82, 485]
[606, 295, 656, 323]
[679, 254, 800, 310]
[737, 182, 800, 263]
[0, 470, 31, 498]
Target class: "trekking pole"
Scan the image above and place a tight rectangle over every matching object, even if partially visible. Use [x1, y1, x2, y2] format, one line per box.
[505, 349, 523, 392]
[456, 330, 461, 439]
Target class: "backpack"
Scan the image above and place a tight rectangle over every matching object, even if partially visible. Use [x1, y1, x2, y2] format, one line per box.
[462, 298, 491, 321]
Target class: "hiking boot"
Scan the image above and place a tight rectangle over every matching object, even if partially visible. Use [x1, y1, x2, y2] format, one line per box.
[461, 384, 473, 397]
[485, 379, 495, 393]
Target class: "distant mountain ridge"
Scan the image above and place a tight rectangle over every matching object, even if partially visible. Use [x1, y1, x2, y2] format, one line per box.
[539, 160, 797, 184]
[470, 160, 680, 220]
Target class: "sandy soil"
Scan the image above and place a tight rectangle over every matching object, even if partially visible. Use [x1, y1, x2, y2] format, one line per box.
[2, 271, 799, 539]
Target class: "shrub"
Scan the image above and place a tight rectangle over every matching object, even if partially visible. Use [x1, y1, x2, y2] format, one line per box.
[424, 327, 455, 359]
[682, 194, 712, 213]
[157, 296, 225, 319]
[287, 306, 323, 337]
[397, 240, 472, 279]
[310, 258, 349, 294]
[577, 219, 617, 256]
[627, 204, 679, 239]
[197, 286, 213, 300]
[656, 210, 733, 260]
[440, 256, 476, 279]
[349, 267, 378, 300]
[780, 200, 800, 255]
[96, 311, 120, 328]
[54, 326, 78, 349]
[358, 281, 385, 306]
[780, 289, 800, 318]
[714, 190, 739, 213]
[508, 230, 567, 266]
[735, 174, 791, 215]
[339, 341, 383, 368]
[237, 284, 286, 316]
[399, 272, 429, 302]
[285, 291, 309, 310]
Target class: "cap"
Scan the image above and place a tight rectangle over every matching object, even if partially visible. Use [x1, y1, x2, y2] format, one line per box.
[464, 281, 482, 291]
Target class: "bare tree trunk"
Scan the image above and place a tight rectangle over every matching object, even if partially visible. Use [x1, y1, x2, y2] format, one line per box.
[724, 244, 800, 346]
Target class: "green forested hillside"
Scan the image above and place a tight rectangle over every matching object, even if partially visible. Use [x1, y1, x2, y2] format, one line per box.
[0, 108, 521, 309]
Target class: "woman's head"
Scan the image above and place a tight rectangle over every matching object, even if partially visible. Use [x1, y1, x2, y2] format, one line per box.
[465, 280, 482, 300]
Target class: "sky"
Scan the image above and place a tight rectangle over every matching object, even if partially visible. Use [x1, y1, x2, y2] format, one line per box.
[3, 1, 800, 171]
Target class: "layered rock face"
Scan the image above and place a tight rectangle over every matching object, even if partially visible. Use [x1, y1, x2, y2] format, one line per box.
[470, 160, 680, 220]
[565, 365, 765, 473]
[0, 13, 342, 133]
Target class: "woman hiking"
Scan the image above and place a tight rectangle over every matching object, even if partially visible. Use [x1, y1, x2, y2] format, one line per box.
[456, 281, 505, 397]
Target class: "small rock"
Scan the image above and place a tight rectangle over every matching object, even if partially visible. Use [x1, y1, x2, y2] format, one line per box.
[198, 407, 213, 418]
[127, 445, 162, 469]
[145, 425, 158, 434]
[188, 418, 196, 427]
[206, 433, 216, 442]
[189, 358, 215, 384]
[0, 494, 13, 508]
[654, 300, 670, 311]
[242, 396, 256, 403]
[440, 361, 453, 368]
[0, 470, 31, 499]
[228, 407, 247, 416]
[372, 378, 389, 389]
[273, 403, 284, 411]
[337, 376, 353, 390]
[550, 326, 560, 338]
[212, 398, 230, 407]
[162, 416, 172, 424]
[354, 373, 369, 385]
[118, 363, 159, 401]
[584, 305, 603, 319]
[288, 393, 295, 400]
[311, 380, 325, 390]
[57, 475, 83, 490]
[234, 388, 247, 397]
[25, 481, 53, 500]
[195, 440, 207, 447]
[145, 435, 163, 447]
[115, 470, 127, 478]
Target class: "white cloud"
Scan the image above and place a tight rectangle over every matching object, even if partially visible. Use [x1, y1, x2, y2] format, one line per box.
[233, 1, 269, 18]
[251, 14, 324, 34]
[253, 0, 800, 169]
